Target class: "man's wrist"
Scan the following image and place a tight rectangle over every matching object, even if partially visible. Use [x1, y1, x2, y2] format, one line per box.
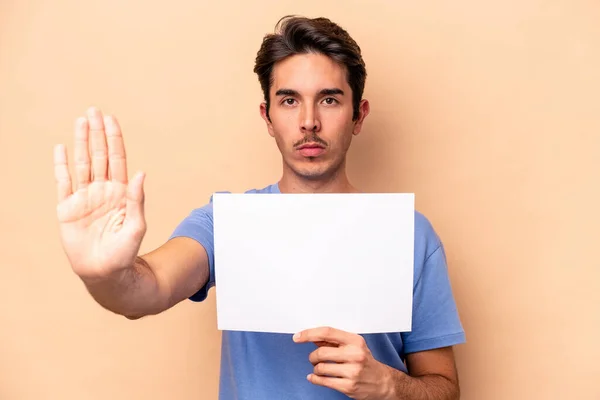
[378, 364, 460, 400]
[380, 364, 408, 400]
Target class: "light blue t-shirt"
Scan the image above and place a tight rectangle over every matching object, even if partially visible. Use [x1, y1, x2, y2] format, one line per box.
[170, 183, 466, 399]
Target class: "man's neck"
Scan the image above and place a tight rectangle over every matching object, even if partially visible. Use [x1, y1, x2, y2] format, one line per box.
[277, 169, 360, 194]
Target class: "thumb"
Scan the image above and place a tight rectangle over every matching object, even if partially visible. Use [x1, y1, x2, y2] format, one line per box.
[126, 171, 146, 225]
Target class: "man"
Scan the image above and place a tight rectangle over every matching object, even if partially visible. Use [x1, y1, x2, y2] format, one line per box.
[53, 15, 465, 400]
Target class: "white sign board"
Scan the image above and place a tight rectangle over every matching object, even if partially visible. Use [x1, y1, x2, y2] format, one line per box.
[212, 192, 415, 334]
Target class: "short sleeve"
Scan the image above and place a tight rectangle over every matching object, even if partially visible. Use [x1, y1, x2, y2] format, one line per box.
[168, 199, 217, 302]
[401, 242, 466, 354]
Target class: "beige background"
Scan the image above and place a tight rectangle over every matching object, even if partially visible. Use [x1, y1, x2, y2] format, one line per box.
[1, 0, 599, 399]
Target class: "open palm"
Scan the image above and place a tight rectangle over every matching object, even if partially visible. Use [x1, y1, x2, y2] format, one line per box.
[54, 107, 146, 281]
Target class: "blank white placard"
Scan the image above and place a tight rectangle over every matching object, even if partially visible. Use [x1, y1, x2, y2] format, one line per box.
[212, 192, 415, 334]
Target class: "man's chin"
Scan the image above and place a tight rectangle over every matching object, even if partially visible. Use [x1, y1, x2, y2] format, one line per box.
[284, 156, 343, 181]
[294, 165, 337, 181]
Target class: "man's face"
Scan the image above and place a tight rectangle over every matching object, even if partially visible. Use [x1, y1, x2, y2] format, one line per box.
[260, 53, 369, 181]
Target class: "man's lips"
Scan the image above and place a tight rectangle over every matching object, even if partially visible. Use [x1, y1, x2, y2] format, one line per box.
[297, 143, 326, 157]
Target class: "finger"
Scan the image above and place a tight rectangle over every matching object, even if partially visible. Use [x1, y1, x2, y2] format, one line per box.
[309, 346, 350, 365]
[313, 362, 358, 379]
[104, 115, 128, 183]
[87, 106, 108, 181]
[124, 171, 146, 233]
[307, 374, 350, 393]
[53, 144, 72, 201]
[315, 341, 338, 348]
[294, 327, 362, 346]
[73, 116, 90, 189]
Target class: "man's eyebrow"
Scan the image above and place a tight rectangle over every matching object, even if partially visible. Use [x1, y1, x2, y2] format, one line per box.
[320, 88, 344, 96]
[274, 88, 345, 97]
[275, 89, 299, 96]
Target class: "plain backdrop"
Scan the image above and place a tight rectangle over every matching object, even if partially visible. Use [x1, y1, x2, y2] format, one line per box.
[1, 1, 599, 399]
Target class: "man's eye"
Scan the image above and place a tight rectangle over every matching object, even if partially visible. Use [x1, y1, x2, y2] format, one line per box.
[323, 97, 337, 105]
[284, 98, 296, 105]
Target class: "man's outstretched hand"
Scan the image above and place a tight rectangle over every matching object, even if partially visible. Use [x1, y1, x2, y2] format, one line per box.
[53, 107, 147, 282]
[293, 326, 401, 400]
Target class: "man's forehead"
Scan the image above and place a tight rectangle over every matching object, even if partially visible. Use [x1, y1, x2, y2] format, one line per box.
[271, 53, 348, 93]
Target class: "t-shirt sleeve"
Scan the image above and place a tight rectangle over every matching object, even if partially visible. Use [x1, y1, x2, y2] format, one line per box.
[168, 200, 216, 302]
[401, 240, 466, 354]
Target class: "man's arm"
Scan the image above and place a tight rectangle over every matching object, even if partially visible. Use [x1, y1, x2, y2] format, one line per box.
[294, 327, 460, 400]
[83, 237, 209, 319]
[383, 346, 460, 400]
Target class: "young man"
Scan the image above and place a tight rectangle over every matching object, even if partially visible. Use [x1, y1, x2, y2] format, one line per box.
[53, 16, 465, 400]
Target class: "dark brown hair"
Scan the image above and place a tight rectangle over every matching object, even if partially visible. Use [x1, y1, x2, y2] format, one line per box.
[254, 15, 367, 121]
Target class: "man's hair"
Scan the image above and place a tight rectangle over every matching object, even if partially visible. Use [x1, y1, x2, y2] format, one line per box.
[254, 15, 367, 121]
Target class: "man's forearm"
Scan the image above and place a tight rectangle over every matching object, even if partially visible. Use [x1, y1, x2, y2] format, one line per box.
[383, 366, 459, 400]
[82, 257, 165, 319]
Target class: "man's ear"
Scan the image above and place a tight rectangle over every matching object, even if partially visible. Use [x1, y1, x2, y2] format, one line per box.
[352, 99, 370, 136]
[260, 102, 275, 138]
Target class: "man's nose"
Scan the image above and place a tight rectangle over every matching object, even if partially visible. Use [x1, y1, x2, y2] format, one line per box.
[300, 105, 321, 132]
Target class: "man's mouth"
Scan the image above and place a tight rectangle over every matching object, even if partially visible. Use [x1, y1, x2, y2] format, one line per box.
[297, 143, 326, 157]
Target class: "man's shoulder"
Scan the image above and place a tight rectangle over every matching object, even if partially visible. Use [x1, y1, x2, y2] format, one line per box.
[413, 210, 444, 261]
[241, 182, 280, 194]
[209, 182, 279, 199]
[181, 183, 279, 218]
[414, 210, 438, 240]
